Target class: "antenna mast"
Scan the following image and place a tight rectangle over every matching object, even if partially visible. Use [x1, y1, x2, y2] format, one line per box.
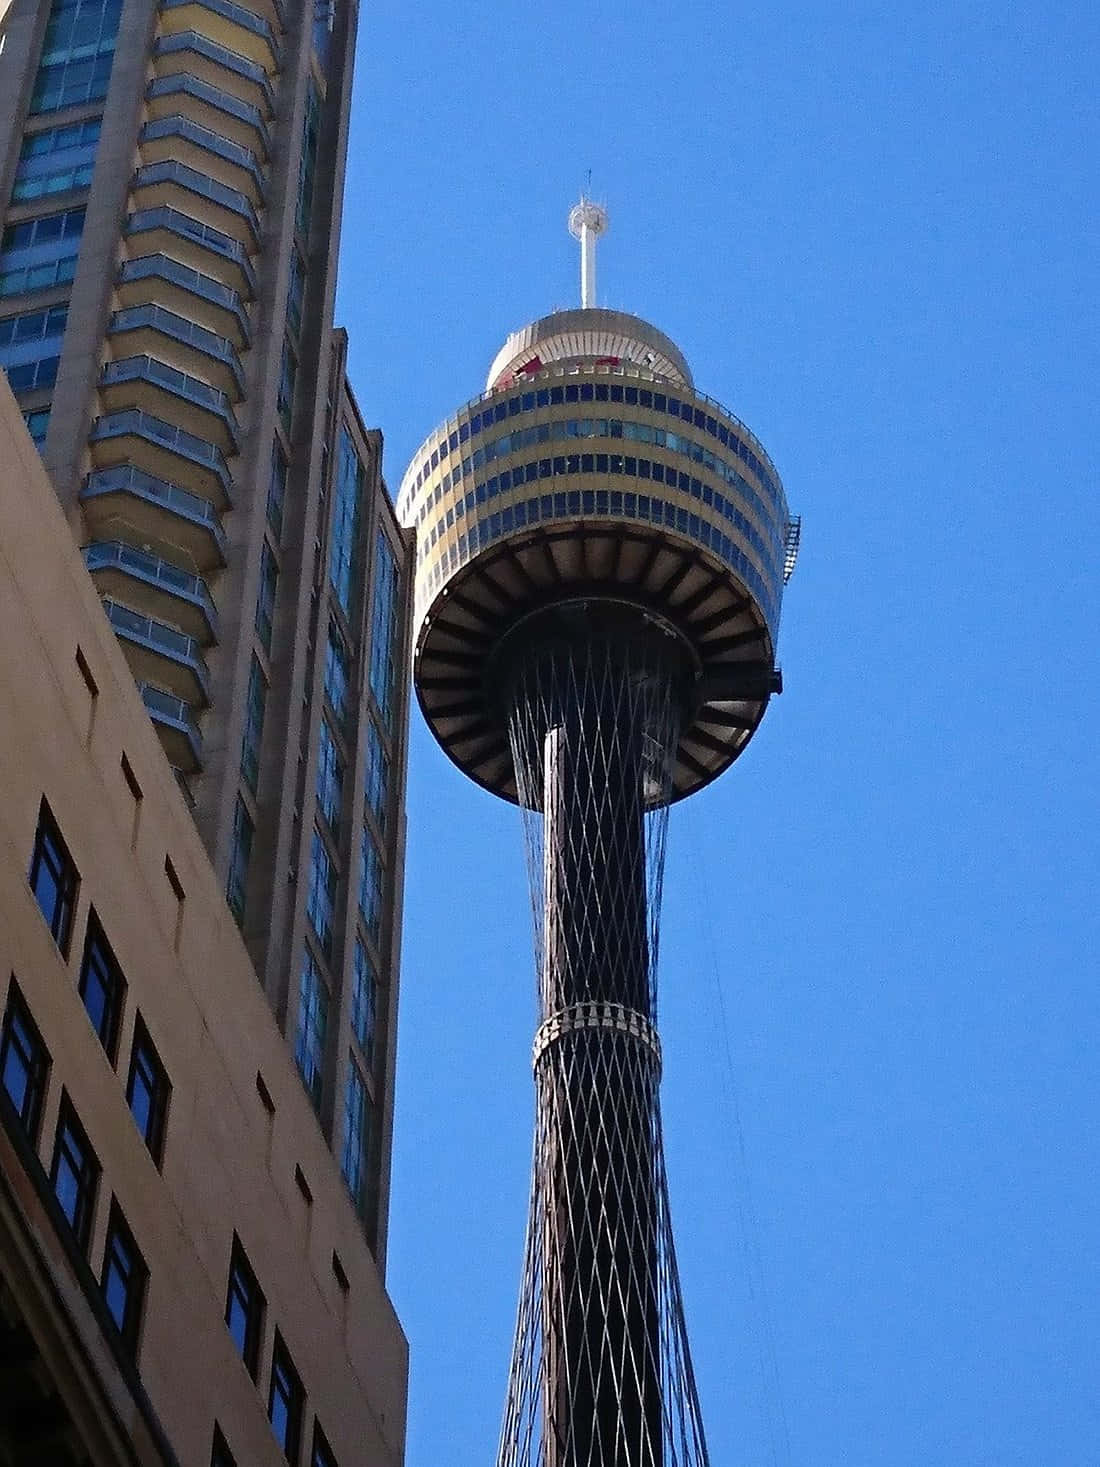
[568, 195, 608, 309]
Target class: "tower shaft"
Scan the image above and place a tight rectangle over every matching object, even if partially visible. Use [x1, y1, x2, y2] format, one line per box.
[503, 610, 688, 1467]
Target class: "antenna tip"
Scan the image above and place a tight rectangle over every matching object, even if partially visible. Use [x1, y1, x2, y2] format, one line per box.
[568, 198, 608, 240]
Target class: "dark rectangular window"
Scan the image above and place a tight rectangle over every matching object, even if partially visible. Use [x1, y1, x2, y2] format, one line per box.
[295, 948, 328, 1110]
[368, 532, 399, 728]
[226, 797, 253, 925]
[101, 1199, 147, 1354]
[341, 1056, 369, 1214]
[50, 1093, 99, 1254]
[350, 939, 376, 1064]
[29, 798, 78, 955]
[255, 539, 278, 653]
[268, 1332, 304, 1461]
[311, 1422, 337, 1467]
[0, 979, 50, 1142]
[329, 426, 362, 616]
[241, 655, 267, 793]
[323, 619, 350, 728]
[267, 440, 287, 541]
[77, 912, 125, 1063]
[225, 1234, 265, 1380]
[211, 1425, 237, 1467]
[126, 1014, 169, 1165]
[315, 719, 343, 832]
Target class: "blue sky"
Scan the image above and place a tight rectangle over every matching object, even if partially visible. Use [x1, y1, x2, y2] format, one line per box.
[336, 3, 1099, 1463]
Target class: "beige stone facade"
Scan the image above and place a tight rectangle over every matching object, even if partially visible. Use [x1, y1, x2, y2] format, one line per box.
[0, 375, 408, 1463]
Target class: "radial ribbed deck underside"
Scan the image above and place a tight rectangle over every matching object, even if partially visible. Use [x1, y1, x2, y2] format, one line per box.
[415, 521, 775, 804]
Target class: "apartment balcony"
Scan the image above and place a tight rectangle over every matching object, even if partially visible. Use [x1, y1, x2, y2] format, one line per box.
[151, 32, 274, 115]
[158, 0, 280, 72]
[124, 206, 256, 298]
[131, 160, 259, 251]
[80, 463, 228, 571]
[117, 253, 250, 347]
[85, 540, 218, 643]
[100, 355, 239, 455]
[146, 73, 270, 157]
[90, 408, 232, 507]
[139, 117, 265, 210]
[102, 597, 210, 704]
[108, 304, 244, 397]
[139, 681, 203, 772]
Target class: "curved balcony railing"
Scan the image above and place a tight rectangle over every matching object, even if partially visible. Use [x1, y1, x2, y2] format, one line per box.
[90, 409, 232, 499]
[118, 255, 250, 341]
[140, 116, 265, 194]
[103, 597, 210, 700]
[85, 540, 218, 637]
[81, 463, 229, 557]
[124, 207, 256, 294]
[100, 354, 239, 449]
[152, 32, 274, 110]
[160, 0, 279, 50]
[139, 681, 203, 765]
[132, 160, 259, 239]
[146, 73, 270, 152]
[108, 304, 244, 395]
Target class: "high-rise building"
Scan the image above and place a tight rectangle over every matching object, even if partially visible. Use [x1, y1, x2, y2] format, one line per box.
[0, 0, 412, 1244]
[397, 204, 799, 1466]
[0, 377, 408, 1467]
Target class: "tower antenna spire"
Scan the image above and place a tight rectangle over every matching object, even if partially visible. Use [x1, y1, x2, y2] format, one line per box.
[568, 191, 608, 309]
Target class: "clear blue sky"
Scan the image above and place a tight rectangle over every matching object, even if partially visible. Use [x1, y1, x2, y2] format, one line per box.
[336, 3, 1099, 1463]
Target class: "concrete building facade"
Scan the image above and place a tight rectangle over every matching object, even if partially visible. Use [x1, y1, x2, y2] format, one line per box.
[0, 0, 413, 1252]
[0, 377, 408, 1465]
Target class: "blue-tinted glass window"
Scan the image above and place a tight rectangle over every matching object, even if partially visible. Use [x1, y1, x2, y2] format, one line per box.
[225, 1235, 264, 1379]
[12, 118, 100, 201]
[329, 426, 361, 616]
[100, 1200, 147, 1354]
[295, 947, 328, 1108]
[311, 1422, 337, 1467]
[266, 440, 286, 541]
[306, 829, 336, 958]
[226, 797, 252, 924]
[350, 939, 376, 1064]
[0, 980, 50, 1143]
[0, 302, 68, 350]
[358, 826, 382, 945]
[78, 912, 125, 1062]
[368, 531, 399, 728]
[268, 1333, 304, 1462]
[30, 0, 123, 114]
[315, 719, 343, 832]
[286, 246, 304, 337]
[50, 1093, 99, 1253]
[241, 654, 267, 793]
[295, 81, 320, 240]
[364, 719, 388, 834]
[126, 1014, 169, 1166]
[22, 406, 51, 446]
[1, 205, 85, 273]
[28, 798, 78, 954]
[323, 619, 350, 727]
[255, 539, 277, 652]
[340, 1056, 369, 1212]
[276, 337, 296, 435]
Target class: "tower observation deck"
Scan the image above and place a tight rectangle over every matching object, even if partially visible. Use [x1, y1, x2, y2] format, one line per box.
[397, 203, 799, 1467]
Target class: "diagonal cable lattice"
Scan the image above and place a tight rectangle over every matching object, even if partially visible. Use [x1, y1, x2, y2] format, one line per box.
[497, 607, 711, 1467]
